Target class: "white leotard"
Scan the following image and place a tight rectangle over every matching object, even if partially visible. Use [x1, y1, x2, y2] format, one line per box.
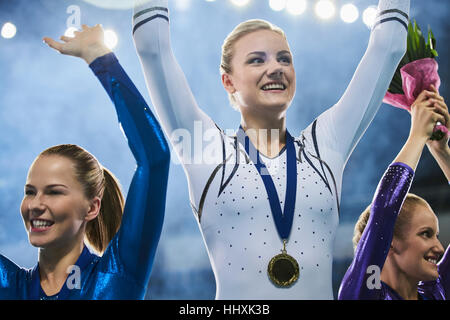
[132, 0, 409, 299]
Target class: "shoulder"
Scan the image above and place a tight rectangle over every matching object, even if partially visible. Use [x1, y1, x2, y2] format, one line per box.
[0, 254, 27, 276]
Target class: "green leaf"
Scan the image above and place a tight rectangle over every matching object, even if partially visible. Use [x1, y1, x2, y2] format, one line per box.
[386, 19, 438, 96]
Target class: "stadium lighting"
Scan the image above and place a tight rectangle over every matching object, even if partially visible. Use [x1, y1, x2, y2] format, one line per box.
[315, 0, 336, 20]
[340, 3, 359, 23]
[362, 6, 378, 28]
[104, 29, 118, 49]
[269, 0, 286, 11]
[286, 0, 307, 15]
[1, 22, 17, 39]
[231, 0, 250, 7]
[64, 27, 78, 37]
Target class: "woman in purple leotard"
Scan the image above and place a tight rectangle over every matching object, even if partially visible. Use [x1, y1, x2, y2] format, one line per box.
[338, 85, 450, 300]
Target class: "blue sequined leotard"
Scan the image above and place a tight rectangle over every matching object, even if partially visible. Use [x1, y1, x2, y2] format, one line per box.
[0, 53, 170, 300]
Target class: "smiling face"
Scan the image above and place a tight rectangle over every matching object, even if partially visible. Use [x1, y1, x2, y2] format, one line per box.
[20, 155, 98, 250]
[390, 202, 445, 282]
[222, 29, 296, 115]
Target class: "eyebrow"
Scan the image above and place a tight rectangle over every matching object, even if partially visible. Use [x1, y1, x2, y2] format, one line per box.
[246, 50, 292, 57]
[417, 226, 436, 234]
[25, 184, 69, 189]
[277, 50, 292, 56]
[246, 51, 266, 57]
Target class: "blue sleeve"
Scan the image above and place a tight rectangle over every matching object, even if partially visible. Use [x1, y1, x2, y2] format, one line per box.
[338, 162, 414, 300]
[89, 53, 170, 286]
[0, 254, 22, 299]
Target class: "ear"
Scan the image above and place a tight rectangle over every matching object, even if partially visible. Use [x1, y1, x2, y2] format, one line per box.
[222, 73, 236, 94]
[85, 196, 101, 222]
[388, 239, 400, 255]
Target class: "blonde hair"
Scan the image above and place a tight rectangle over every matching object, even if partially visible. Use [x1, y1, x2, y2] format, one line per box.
[353, 193, 429, 252]
[220, 19, 287, 109]
[39, 144, 124, 254]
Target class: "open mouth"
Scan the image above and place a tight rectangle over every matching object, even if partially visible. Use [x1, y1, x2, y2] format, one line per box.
[261, 82, 286, 91]
[424, 256, 438, 266]
[30, 219, 55, 232]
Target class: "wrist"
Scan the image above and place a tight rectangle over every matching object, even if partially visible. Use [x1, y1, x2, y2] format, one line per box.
[82, 44, 112, 65]
[406, 132, 428, 147]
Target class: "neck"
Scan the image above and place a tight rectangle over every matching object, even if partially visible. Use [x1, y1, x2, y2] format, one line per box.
[240, 112, 287, 158]
[381, 259, 419, 300]
[38, 238, 85, 296]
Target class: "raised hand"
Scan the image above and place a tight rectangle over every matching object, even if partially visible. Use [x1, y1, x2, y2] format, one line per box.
[409, 85, 448, 143]
[43, 24, 111, 64]
[423, 85, 450, 150]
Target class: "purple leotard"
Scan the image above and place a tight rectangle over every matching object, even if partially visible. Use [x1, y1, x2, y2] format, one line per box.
[338, 162, 449, 300]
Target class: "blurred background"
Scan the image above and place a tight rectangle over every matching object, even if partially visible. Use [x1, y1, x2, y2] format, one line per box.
[0, 0, 448, 299]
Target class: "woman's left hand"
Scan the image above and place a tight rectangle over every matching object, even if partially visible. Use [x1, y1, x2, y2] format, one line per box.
[43, 24, 111, 64]
[425, 85, 450, 154]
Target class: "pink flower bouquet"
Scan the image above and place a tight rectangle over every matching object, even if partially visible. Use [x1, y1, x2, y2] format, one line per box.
[383, 20, 448, 140]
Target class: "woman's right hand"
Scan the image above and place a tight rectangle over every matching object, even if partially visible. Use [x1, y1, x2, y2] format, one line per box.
[409, 85, 448, 144]
[43, 24, 111, 65]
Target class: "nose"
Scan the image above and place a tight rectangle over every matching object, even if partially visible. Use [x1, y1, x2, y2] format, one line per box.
[268, 68, 283, 79]
[28, 193, 46, 217]
[433, 238, 445, 258]
[266, 59, 284, 79]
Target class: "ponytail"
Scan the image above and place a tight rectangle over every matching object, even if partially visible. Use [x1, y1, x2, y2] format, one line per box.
[85, 167, 124, 254]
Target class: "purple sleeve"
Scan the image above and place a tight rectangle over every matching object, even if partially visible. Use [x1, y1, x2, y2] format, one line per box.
[338, 162, 414, 300]
[438, 245, 450, 298]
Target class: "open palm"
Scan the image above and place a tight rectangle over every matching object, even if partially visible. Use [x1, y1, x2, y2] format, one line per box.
[43, 24, 111, 64]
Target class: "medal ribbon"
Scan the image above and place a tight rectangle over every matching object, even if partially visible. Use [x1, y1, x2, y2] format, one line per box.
[237, 126, 297, 241]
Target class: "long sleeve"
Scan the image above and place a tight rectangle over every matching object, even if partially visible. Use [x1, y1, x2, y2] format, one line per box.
[132, 0, 224, 213]
[338, 162, 414, 300]
[0, 254, 22, 299]
[315, 0, 409, 165]
[437, 245, 450, 298]
[132, 0, 220, 165]
[89, 53, 170, 287]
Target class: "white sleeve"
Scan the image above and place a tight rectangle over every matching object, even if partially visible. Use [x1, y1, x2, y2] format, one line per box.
[317, 0, 409, 166]
[132, 0, 220, 165]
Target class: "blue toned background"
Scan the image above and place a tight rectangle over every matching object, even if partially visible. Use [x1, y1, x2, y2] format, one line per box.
[0, 0, 449, 299]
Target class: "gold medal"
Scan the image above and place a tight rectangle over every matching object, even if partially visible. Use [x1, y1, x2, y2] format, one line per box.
[267, 240, 299, 287]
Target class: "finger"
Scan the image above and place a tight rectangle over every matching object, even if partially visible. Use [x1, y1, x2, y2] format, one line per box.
[424, 90, 444, 102]
[430, 84, 440, 94]
[412, 99, 435, 110]
[433, 103, 450, 127]
[60, 35, 72, 42]
[415, 90, 430, 102]
[81, 24, 89, 30]
[433, 113, 446, 127]
[43, 37, 63, 52]
[431, 99, 448, 112]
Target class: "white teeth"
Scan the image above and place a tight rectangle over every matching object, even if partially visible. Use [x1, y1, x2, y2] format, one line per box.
[426, 258, 437, 264]
[32, 220, 53, 228]
[262, 83, 285, 90]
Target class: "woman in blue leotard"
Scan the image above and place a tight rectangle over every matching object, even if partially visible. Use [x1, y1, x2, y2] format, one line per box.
[339, 86, 450, 300]
[0, 25, 170, 300]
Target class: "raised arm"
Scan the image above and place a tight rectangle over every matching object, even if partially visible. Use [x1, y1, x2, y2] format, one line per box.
[425, 86, 450, 182]
[338, 162, 414, 300]
[319, 0, 410, 164]
[44, 25, 170, 288]
[132, 0, 220, 164]
[338, 88, 446, 300]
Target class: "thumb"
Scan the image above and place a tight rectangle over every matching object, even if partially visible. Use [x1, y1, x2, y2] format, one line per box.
[43, 37, 63, 52]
